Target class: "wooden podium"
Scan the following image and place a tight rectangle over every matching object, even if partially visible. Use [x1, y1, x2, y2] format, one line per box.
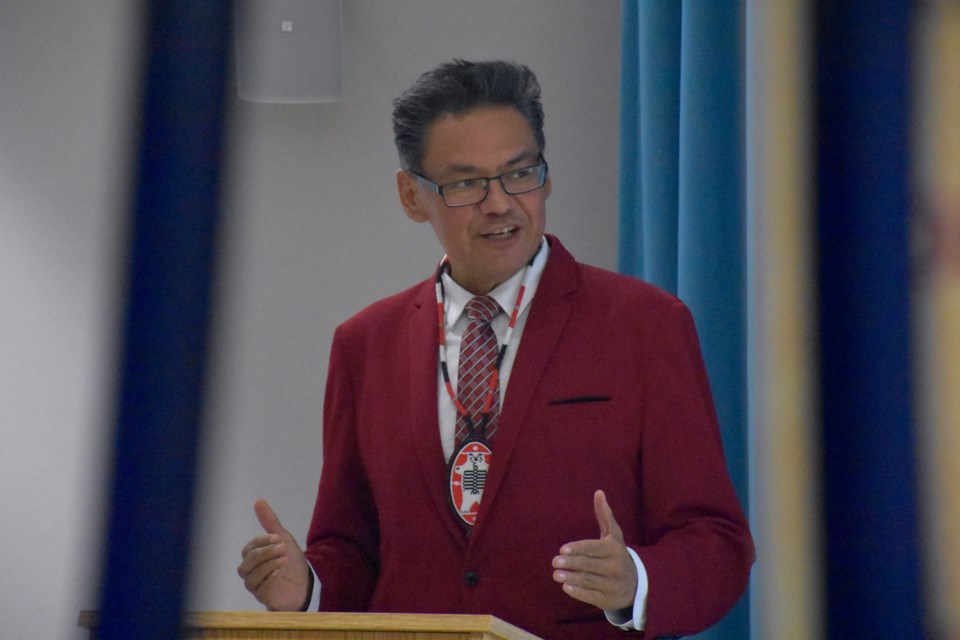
[78, 611, 544, 639]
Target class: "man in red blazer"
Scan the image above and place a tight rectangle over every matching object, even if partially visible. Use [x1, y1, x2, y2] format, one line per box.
[238, 60, 753, 639]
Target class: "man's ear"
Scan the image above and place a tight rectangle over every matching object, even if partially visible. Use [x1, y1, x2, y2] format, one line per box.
[397, 170, 428, 222]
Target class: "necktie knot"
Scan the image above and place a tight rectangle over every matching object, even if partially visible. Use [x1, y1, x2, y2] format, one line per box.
[465, 296, 500, 324]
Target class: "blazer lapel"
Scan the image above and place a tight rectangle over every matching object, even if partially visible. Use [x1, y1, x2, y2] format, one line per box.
[407, 279, 470, 547]
[471, 236, 579, 541]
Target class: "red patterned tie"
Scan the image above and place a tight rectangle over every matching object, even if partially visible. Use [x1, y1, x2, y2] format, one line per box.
[455, 296, 501, 448]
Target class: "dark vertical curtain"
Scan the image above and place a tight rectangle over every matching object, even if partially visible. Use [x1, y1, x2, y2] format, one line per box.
[815, 0, 925, 636]
[619, 2, 748, 638]
[96, 2, 231, 638]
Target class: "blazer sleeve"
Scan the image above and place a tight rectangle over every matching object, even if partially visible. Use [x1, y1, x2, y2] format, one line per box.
[633, 298, 754, 637]
[303, 322, 380, 611]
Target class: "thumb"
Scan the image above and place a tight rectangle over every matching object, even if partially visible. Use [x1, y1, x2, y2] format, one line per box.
[593, 490, 623, 541]
[254, 498, 285, 536]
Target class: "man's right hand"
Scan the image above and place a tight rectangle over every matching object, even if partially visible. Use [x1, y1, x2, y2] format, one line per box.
[237, 498, 312, 611]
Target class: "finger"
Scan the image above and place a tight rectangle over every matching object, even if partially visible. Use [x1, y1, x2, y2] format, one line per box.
[243, 554, 285, 594]
[558, 533, 611, 557]
[559, 581, 603, 607]
[241, 534, 282, 559]
[254, 498, 285, 536]
[553, 568, 610, 608]
[238, 540, 287, 578]
[553, 549, 614, 577]
[253, 567, 283, 603]
[593, 489, 622, 541]
[553, 549, 637, 611]
[553, 566, 608, 591]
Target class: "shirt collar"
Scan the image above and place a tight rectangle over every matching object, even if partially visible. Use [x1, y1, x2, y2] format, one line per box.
[441, 236, 550, 330]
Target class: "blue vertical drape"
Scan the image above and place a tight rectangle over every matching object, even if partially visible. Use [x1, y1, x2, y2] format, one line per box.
[96, 2, 230, 638]
[619, 2, 748, 639]
[814, 1, 924, 635]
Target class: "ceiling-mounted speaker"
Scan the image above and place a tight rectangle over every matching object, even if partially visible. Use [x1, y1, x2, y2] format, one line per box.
[234, 0, 342, 103]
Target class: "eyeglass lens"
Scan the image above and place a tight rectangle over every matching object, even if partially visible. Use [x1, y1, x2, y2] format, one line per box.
[442, 163, 546, 207]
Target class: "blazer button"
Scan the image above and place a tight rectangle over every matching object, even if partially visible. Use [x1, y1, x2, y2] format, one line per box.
[463, 570, 479, 586]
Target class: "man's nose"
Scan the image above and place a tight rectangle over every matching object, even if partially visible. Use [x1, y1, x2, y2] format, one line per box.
[479, 178, 511, 214]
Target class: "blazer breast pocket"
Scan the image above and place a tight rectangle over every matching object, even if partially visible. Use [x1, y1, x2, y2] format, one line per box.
[544, 394, 615, 425]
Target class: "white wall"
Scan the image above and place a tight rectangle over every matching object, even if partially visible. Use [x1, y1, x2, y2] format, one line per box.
[0, 2, 141, 638]
[0, 2, 621, 637]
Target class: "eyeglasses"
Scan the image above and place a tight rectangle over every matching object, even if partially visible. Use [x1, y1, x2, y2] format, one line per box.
[412, 158, 549, 207]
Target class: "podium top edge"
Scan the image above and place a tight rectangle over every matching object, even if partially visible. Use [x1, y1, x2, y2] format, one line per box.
[78, 610, 543, 639]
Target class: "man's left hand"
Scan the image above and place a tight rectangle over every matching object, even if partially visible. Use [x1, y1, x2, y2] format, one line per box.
[552, 489, 638, 611]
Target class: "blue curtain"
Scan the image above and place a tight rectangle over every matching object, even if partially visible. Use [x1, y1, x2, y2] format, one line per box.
[619, 2, 748, 638]
[814, 1, 924, 635]
[97, 1, 230, 638]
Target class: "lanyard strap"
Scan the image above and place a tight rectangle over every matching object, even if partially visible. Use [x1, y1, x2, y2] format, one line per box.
[433, 244, 541, 437]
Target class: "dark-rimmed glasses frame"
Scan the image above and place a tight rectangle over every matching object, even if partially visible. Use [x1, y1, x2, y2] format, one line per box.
[412, 158, 549, 208]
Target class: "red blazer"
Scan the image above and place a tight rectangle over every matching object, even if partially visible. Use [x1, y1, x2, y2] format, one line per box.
[305, 236, 753, 639]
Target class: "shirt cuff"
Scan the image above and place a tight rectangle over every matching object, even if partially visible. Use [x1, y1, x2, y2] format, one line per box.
[603, 546, 648, 631]
[306, 565, 322, 611]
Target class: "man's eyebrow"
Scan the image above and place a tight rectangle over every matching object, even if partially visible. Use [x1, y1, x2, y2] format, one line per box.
[504, 150, 540, 167]
[440, 151, 540, 179]
[442, 163, 481, 177]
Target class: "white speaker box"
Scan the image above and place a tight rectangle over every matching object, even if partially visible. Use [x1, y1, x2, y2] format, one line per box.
[234, 0, 342, 103]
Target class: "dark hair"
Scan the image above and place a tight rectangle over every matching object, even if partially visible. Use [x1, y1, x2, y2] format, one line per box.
[392, 59, 545, 173]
